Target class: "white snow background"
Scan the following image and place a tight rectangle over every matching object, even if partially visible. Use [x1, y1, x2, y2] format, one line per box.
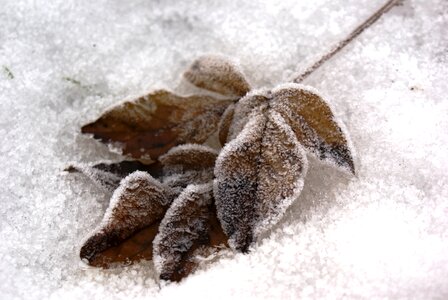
[1, 0, 447, 299]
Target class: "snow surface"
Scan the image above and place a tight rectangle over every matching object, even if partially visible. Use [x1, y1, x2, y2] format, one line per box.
[1, 0, 447, 299]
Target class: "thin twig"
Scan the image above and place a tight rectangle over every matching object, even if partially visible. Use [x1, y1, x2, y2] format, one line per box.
[3, 66, 14, 79]
[293, 0, 399, 83]
[63, 76, 82, 86]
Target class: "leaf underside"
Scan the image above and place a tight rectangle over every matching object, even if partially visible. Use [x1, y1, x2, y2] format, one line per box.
[81, 90, 233, 160]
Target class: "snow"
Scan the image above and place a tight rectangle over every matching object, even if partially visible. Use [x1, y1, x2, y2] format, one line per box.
[1, 0, 448, 299]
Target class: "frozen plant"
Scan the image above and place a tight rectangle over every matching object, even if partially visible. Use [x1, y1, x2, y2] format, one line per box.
[70, 55, 355, 281]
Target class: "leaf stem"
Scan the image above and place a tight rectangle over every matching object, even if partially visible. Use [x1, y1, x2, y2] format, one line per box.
[293, 0, 399, 83]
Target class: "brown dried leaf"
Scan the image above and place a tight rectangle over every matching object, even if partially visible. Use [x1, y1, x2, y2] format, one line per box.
[159, 144, 218, 173]
[82, 90, 233, 160]
[271, 84, 355, 174]
[226, 92, 269, 142]
[86, 222, 160, 268]
[214, 110, 307, 252]
[65, 160, 163, 191]
[184, 55, 251, 97]
[79, 145, 221, 268]
[80, 171, 172, 267]
[217, 103, 235, 146]
[74, 55, 356, 280]
[159, 144, 218, 194]
[153, 183, 228, 282]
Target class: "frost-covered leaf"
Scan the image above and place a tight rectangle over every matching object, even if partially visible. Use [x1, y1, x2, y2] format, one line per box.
[78, 145, 220, 268]
[271, 84, 355, 174]
[82, 222, 161, 268]
[217, 103, 235, 146]
[214, 110, 307, 252]
[65, 160, 163, 191]
[224, 85, 355, 174]
[74, 56, 355, 279]
[80, 171, 172, 267]
[67, 144, 216, 193]
[184, 55, 251, 97]
[153, 183, 228, 282]
[226, 91, 269, 142]
[82, 90, 233, 160]
[159, 144, 218, 173]
[159, 144, 218, 194]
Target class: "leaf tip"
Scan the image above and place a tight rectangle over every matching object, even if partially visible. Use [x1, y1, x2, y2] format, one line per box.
[184, 55, 251, 97]
[80, 122, 93, 134]
[348, 160, 356, 176]
[329, 143, 356, 175]
[79, 232, 108, 265]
